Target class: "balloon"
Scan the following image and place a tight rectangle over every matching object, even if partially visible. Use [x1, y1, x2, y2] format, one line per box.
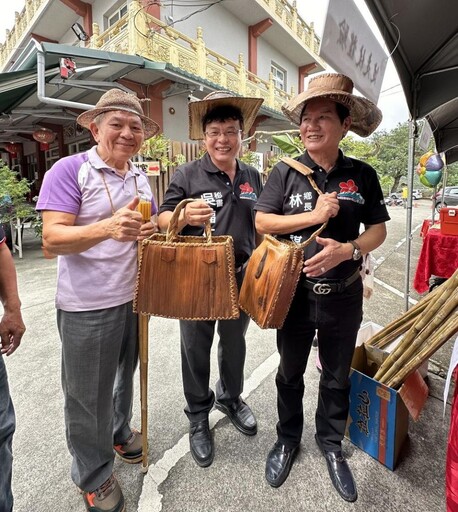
[425, 153, 444, 171]
[425, 170, 442, 186]
[419, 174, 433, 188]
[420, 151, 434, 167]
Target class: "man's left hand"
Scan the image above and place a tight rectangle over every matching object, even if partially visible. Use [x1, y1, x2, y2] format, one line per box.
[303, 236, 349, 277]
[0, 309, 25, 356]
[137, 220, 159, 241]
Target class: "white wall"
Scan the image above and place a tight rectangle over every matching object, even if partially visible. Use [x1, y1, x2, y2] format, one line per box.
[166, 3, 248, 63]
[92, 0, 126, 31]
[257, 37, 298, 93]
[162, 94, 193, 143]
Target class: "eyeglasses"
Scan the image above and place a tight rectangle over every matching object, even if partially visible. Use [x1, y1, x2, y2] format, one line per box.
[204, 129, 242, 139]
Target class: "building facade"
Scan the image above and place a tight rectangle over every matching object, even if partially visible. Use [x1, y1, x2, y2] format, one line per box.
[0, 0, 325, 193]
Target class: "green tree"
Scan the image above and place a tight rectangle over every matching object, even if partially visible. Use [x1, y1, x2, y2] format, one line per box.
[0, 161, 34, 223]
[445, 161, 458, 186]
[370, 123, 412, 193]
[340, 136, 381, 170]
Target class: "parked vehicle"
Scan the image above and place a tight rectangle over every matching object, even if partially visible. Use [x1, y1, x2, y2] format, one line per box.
[384, 196, 404, 207]
[433, 186, 458, 212]
[412, 189, 423, 199]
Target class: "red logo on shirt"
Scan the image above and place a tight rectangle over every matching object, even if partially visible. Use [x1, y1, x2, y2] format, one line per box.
[339, 180, 358, 193]
[240, 182, 254, 194]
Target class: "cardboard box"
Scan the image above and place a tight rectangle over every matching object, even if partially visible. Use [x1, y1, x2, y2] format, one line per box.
[440, 207, 458, 236]
[346, 324, 429, 470]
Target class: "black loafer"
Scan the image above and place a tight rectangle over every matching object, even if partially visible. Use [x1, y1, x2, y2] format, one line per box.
[215, 398, 257, 436]
[189, 420, 213, 467]
[265, 441, 299, 488]
[315, 435, 357, 502]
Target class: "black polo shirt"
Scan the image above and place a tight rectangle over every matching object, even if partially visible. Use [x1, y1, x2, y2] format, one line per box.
[254, 150, 390, 279]
[159, 152, 263, 267]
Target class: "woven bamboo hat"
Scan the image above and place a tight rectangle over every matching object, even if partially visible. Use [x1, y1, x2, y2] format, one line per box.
[282, 73, 382, 137]
[77, 89, 160, 139]
[188, 90, 264, 140]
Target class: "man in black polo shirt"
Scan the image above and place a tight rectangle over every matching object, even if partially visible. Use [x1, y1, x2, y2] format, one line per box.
[255, 73, 389, 502]
[158, 91, 263, 467]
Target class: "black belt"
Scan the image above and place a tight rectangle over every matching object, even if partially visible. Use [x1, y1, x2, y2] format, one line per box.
[301, 269, 361, 295]
[235, 261, 248, 274]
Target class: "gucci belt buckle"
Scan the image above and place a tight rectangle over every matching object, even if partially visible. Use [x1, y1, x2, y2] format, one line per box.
[312, 282, 332, 295]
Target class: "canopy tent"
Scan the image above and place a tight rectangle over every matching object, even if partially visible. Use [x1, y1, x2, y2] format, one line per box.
[364, 0, 458, 163]
[427, 99, 458, 166]
[364, 0, 458, 308]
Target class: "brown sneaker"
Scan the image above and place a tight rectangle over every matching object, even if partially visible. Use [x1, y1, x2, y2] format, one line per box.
[82, 474, 125, 512]
[114, 429, 143, 464]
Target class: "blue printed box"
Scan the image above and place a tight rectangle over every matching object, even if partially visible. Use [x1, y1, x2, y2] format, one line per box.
[346, 338, 428, 470]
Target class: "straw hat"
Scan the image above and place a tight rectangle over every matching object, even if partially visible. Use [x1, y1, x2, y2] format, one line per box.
[282, 73, 382, 137]
[188, 91, 264, 140]
[77, 89, 160, 139]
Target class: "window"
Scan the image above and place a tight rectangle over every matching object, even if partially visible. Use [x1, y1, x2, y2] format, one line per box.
[271, 63, 287, 91]
[108, 4, 128, 28]
[45, 147, 60, 171]
[68, 140, 91, 155]
[26, 154, 37, 182]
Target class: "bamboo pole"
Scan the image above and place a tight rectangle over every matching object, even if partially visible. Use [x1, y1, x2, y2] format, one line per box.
[386, 311, 458, 388]
[374, 270, 458, 381]
[378, 288, 458, 384]
[372, 316, 417, 350]
[366, 283, 442, 347]
[138, 200, 152, 473]
[139, 311, 149, 473]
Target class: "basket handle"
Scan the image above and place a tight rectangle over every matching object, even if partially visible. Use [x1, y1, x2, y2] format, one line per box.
[166, 198, 213, 243]
[280, 157, 328, 248]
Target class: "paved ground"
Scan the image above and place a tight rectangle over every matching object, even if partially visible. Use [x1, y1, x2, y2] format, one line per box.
[3, 199, 454, 512]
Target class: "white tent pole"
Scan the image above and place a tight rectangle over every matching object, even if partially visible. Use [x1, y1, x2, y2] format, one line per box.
[404, 118, 417, 311]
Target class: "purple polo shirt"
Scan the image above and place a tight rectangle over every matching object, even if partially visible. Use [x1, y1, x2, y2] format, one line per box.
[37, 146, 156, 312]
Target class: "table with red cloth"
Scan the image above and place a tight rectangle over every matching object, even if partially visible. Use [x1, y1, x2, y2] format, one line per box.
[413, 226, 458, 293]
[447, 367, 458, 511]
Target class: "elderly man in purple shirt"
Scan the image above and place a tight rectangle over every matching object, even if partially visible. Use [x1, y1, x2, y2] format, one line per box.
[37, 89, 159, 512]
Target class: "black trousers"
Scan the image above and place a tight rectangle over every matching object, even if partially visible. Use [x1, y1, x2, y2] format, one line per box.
[179, 271, 250, 423]
[275, 277, 363, 452]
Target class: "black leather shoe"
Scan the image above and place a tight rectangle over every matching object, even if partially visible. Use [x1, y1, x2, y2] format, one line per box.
[265, 441, 299, 488]
[215, 398, 257, 436]
[189, 420, 213, 467]
[315, 435, 357, 502]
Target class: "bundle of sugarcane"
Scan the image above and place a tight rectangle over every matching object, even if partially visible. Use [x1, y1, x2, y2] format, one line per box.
[371, 268, 458, 389]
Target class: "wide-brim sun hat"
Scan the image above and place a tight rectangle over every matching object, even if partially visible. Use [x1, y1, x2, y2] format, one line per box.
[282, 73, 382, 137]
[77, 89, 160, 139]
[188, 91, 264, 140]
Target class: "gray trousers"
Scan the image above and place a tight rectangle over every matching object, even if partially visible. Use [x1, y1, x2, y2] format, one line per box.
[57, 302, 138, 492]
[179, 271, 250, 422]
[0, 354, 15, 512]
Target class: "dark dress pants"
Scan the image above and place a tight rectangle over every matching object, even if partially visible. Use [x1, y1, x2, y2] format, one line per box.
[276, 278, 363, 451]
[0, 354, 15, 512]
[179, 271, 250, 423]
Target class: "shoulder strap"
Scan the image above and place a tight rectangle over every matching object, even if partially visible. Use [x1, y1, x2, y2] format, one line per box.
[280, 157, 327, 248]
[281, 157, 322, 196]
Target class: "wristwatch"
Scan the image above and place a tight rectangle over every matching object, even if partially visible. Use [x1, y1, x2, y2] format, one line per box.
[348, 240, 362, 261]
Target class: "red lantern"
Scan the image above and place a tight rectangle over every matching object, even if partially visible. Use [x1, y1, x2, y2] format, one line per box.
[5, 142, 21, 158]
[33, 128, 56, 151]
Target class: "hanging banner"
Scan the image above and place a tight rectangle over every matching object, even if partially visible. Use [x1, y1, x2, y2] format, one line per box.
[133, 161, 161, 176]
[419, 120, 433, 151]
[319, 0, 387, 103]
